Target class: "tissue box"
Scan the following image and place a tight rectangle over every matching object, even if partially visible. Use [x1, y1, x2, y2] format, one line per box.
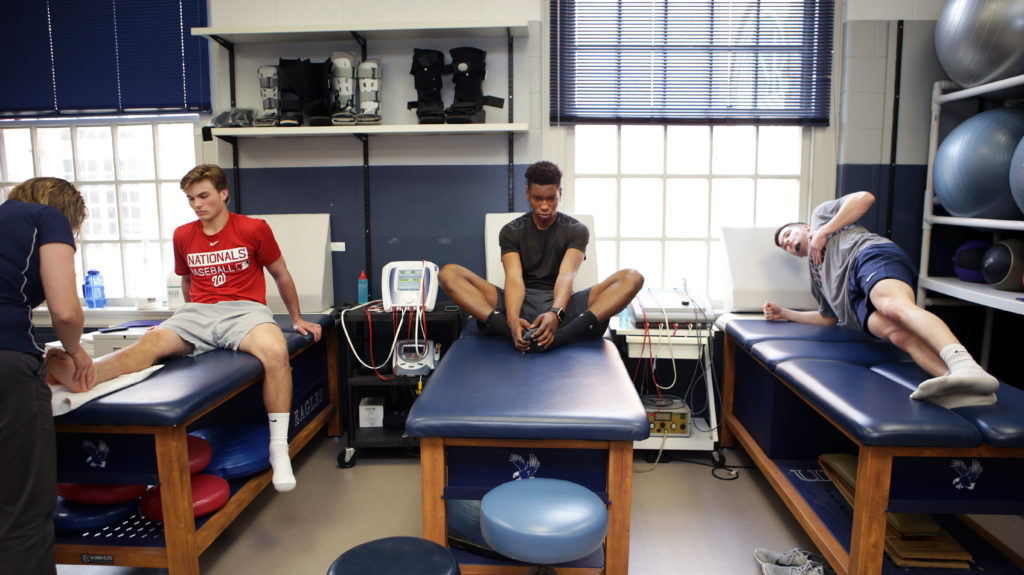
[358, 397, 385, 428]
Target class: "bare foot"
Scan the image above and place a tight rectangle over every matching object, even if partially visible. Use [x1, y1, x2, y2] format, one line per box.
[45, 348, 75, 387]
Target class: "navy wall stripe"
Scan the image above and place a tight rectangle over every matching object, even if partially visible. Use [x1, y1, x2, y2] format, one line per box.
[836, 163, 926, 266]
[235, 164, 528, 305]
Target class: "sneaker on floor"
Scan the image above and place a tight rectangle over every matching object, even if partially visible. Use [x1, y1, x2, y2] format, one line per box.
[762, 561, 830, 575]
[753, 548, 818, 567]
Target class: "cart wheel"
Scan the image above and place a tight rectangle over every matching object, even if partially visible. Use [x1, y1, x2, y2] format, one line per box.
[338, 447, 357, 468]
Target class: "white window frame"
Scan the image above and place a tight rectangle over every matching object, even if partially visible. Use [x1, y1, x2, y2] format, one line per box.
[563, 124, 813, 307]
[0, 114, 201, 307]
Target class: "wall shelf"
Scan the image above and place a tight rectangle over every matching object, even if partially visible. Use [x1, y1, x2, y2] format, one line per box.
[919, 75, 1024, 319]
[209, 123, 528, 138]
[920, 277, 1024, 315]
[193, 21, 529, 44]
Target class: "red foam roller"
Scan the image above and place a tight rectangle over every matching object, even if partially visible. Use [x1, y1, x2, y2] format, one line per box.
[139, 473, 230, 522]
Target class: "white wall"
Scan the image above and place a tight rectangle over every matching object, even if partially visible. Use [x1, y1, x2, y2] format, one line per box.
[203, 0, 544, 168]
[199, 0, 948, 206]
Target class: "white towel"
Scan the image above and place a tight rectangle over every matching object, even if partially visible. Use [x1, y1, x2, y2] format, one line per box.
[49, 365, 164, 416]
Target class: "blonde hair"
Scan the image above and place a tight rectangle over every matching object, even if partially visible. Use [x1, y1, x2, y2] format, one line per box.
[180, 164, 229, 203]
[9, 177, 87, 238]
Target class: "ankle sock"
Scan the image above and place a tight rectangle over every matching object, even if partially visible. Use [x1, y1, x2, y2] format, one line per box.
[910, 344, 999, 400]
[483, 310, 512, 339]
[917, 392, 998, 410]
[547, 310, 600, 351]
[268, 412, 296, 492]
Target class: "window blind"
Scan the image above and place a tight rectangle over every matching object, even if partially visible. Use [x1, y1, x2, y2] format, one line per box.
[0, 0, 210, 117]
[550, 0, 834, 126]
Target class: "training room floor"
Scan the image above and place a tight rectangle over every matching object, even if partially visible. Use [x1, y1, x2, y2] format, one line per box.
[54, 432, 819, 575]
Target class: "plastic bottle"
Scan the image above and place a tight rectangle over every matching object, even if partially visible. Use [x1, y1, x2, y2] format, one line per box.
[358, 270, 369, 304]
[83, 270, 106, 309]
[166, 270, 185, 311]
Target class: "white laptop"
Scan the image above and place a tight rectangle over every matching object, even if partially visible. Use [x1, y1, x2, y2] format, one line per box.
[720, 226, 818, 313]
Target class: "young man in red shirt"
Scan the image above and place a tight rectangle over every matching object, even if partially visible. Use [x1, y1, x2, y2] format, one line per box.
[48, 164, 321, 491]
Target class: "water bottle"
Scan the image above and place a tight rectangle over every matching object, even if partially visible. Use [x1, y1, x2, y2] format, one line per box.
[357, 270, 369, 304]
[166, 270, 185, 311]
[83, 270, 106, 309]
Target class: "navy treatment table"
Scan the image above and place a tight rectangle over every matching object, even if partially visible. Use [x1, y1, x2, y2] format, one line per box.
[721, 318, 1024, 575]
[52, 313, 340, 575]
[406, 333, 649, 575]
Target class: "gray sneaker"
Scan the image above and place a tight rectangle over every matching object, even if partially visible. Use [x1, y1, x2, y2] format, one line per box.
[753, 547, 822, 567]
[761, 562, 829, 575]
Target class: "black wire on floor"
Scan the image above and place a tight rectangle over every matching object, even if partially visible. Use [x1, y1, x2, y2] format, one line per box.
[635, 445, 757, 481]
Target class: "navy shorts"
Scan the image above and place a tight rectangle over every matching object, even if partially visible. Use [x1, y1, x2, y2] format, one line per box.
[848, 242, 918, 331]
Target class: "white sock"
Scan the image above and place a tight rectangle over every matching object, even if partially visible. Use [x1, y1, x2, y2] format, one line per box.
[268, 413, 295, 492]
[917, 392, 998, 410]
[910, 344, 999, 400]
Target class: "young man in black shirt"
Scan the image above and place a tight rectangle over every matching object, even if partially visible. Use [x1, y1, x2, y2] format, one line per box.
[440, 161, 644, 352]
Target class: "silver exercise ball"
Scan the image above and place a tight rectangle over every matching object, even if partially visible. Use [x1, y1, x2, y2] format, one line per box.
[935, 0, 1024, 88]
[933, 107, 1024, 219]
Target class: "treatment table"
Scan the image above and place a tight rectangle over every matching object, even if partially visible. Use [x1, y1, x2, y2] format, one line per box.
[52, 313, 340, 575]
[721, 317, 1024, 575]
[406, 331, 650, 575]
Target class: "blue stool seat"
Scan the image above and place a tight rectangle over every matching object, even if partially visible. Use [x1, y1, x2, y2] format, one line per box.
[480, 478, 608, 567]
[327, 536, 460, 575]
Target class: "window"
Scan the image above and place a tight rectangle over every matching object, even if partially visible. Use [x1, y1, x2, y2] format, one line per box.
[0, 0, 210, 116]
[0, 116, 199, 304]
[572, 124, 805, 304]
[550, 0, 835, 125]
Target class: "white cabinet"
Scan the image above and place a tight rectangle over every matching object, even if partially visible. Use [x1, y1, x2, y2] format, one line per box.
[918, 75, 1024, 318]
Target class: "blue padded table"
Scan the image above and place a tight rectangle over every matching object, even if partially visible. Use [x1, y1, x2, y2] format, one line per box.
[53, 313, 340, 575]
[721, 318, 1024, 575]
[406, 335, 649, 575]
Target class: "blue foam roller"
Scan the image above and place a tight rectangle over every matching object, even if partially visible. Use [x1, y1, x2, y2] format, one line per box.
[481, 478, 608, 565]
[446, 498, 487, 546]
[53, 496, 138, 533]
[189, 423, 269, 480]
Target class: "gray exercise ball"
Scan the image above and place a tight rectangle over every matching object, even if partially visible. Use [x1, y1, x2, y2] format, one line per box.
[936, 0, 1024, 89]
[1008, 135, 1024, 215]
[982, 239, 1024, 290]
[933, 107, 1024, 219]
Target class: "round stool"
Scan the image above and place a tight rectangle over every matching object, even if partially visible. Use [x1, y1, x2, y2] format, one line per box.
[480, 478, 608, 575]
[326, 536, 460, 575]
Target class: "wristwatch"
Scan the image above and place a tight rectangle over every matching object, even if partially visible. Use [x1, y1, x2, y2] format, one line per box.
[549, 306, 565, 322]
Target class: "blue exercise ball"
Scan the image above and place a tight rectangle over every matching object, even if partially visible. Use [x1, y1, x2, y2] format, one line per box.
[1008, 135, 1024, 215]
[933, 107, 1024, 219]
[954, 239, 992, 283]
[936, 0, 1024, 89]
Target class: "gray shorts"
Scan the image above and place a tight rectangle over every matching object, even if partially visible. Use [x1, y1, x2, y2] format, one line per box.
[159, 301, 277, 356]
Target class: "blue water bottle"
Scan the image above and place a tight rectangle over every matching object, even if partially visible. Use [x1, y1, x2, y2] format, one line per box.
[357, 270, 369, 304]
[83, 270, 107, 309]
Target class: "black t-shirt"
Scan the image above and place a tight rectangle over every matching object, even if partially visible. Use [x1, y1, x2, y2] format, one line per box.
[0, 200, 76, 356]
[498, 212, 589, 290]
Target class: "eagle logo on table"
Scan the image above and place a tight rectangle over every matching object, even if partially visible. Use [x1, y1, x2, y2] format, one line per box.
[82, 439, 110, 469]
[509, 453, 540, 480]
[950, 458, 983, 490]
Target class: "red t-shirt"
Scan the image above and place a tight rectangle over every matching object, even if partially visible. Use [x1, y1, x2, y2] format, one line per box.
[173, 212, 282, 305]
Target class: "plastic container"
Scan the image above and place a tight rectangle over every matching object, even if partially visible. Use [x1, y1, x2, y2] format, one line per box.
[83, 270, 106, 309]
[167, 271, 185, 311]
[357, 270, 369, 304]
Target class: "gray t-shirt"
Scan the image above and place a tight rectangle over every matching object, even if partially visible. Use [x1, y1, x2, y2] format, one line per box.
[809, 198, 890, 327]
